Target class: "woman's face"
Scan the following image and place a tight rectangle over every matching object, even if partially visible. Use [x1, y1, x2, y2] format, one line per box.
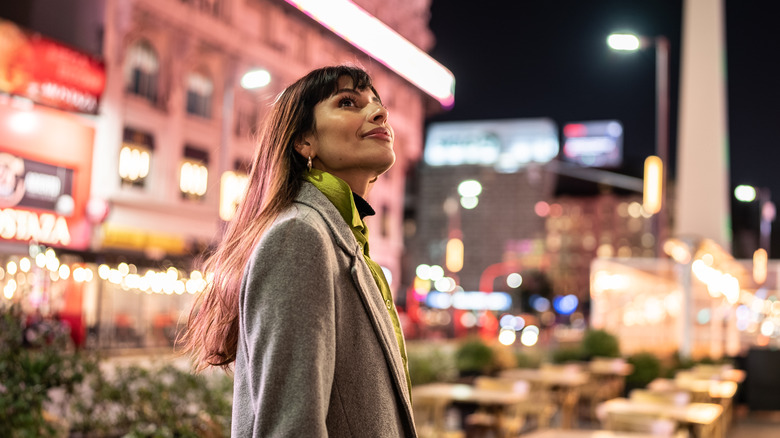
[302, 76, 395, 193]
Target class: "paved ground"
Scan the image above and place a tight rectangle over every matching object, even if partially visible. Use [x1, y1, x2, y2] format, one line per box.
[728, 410, 780, 438]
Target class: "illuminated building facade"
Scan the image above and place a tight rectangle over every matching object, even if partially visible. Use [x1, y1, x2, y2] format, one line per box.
[0, 0, 448, 349]
[404, 116, 656, 338]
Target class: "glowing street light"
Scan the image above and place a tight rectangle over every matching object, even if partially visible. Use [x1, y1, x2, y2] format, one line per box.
[735, 185, 775, 256]
[607, 33, 641, 51]
[608, 31, 670, 255]
[240, 69, 271, 90]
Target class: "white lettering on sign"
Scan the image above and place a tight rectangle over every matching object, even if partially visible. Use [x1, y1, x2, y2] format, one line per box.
[24, 172, 62, 200]
[0, 208, 71, 246]
[40, 82, 99, 113]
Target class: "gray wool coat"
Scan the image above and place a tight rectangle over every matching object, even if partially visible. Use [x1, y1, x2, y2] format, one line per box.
[231, 182, 417, 437]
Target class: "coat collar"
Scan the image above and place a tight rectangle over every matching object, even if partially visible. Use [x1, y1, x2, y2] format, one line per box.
[294, 182, 415, 432]
[294, 182, 361, 257]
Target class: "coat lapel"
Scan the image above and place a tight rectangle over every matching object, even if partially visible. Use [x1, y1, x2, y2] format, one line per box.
[295, 184, 415, 423]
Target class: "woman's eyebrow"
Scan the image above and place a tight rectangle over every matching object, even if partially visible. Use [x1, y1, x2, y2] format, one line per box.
[334, 88, 382, 104]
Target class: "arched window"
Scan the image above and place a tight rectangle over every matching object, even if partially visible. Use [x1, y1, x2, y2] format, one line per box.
[186, 70, 213, 118]
[125, 40, 159, 103]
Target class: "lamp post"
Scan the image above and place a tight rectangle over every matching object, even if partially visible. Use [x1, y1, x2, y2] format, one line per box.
[735, 184, 776, 256]
[608, 33, 670, 256]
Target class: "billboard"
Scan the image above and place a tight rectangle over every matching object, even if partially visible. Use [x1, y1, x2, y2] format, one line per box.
[424, 118, 559, 173]
[0, 100, 95, 249]
[561, 120, 623, 168]
[0, 19, 106, 114]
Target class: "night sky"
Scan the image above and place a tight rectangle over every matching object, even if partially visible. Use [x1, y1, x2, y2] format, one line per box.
[425, 0, 780, 257]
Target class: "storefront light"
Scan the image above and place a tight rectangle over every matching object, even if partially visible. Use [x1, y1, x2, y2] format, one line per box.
[98, 264, 110, 280]
[498, 328, 517, 346]
[220, 171, 249, 221]
[58, 264, 70, 280]
[19, 257, 31, 273]
[119, 145, 151, 182]
[180, 161, 208, 197]
[4, 279, 17, 299]
[6, 261, 17, 275]
[35, 253, 47, 268]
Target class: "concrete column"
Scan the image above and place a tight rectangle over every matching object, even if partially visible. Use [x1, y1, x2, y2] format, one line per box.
[675, 0, 731, 250]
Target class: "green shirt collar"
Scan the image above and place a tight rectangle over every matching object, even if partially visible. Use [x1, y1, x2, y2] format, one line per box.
[305, 169, 369, 250]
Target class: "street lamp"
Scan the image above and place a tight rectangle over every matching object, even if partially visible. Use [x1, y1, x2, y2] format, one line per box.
[608, 32, 670, 256]
[734, 184, 776, 256]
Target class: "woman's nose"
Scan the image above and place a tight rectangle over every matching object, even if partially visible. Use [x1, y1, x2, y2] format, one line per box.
[370, 104, 388, 123]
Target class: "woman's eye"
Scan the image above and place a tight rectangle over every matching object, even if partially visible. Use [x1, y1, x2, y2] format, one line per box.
[338, 97, 357, 107]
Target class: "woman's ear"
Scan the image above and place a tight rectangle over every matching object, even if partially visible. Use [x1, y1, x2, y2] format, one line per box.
[294, 138, 313, 159]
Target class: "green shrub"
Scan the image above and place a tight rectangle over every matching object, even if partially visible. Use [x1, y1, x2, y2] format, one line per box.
[407, 346, 457, 385]
[551, 346, 584, 364]
[455, 338, 495, 375]
[626, 352, 662, 389]
[581, 329, 620, 359]
[514, 351, 541, 369]
[68, 362, 233, 437]
[0, 302, 95, 437]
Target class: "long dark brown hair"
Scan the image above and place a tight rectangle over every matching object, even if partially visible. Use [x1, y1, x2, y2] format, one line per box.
[180, 65, 378, 371]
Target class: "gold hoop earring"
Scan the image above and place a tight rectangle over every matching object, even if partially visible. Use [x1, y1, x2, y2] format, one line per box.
[307, 156, 312, 171]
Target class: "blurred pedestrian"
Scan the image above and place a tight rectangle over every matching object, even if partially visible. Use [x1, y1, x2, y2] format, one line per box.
[180, 65, 415, 437]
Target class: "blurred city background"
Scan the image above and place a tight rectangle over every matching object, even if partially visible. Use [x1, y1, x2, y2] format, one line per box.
[2, 0, 780, 436]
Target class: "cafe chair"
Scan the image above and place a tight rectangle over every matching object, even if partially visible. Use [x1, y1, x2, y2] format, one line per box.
[413, 397, 465, 438]
[602, 412, 688, 438]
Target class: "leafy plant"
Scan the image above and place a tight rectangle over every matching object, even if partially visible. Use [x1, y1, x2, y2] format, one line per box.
[455, 338, 495, 375]
[581, 329, 620, 359]
[407, 346, 457, 385]
[0, 302, 93, 437]
[551, 346, 584, 364]
[626, 352, 662, 389]
[514, 351, 541, 369]
[68, 363, 233, 437]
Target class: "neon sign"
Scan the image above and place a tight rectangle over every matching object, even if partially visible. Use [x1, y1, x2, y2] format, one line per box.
[282, 0, 455, 107]
[0, 208, 71, 245]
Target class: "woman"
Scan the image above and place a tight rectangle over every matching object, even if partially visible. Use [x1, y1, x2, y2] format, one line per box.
[181, 65, 416, 437]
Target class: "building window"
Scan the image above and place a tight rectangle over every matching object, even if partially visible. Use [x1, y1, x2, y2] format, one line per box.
[219, 163, 249, 221]
[125, 40, 159, 103]
[119, 128, 154, 188]
[186, 71, 213, 118]
[180, 146, 209, 200]
[180, 0, 224, 18]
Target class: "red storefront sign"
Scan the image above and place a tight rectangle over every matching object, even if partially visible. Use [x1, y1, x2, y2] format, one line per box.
[0, 101, 95, 250]
[0, 19, 105, 114]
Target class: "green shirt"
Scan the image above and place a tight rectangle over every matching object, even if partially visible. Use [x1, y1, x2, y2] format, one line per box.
[305, 169, 411, 394]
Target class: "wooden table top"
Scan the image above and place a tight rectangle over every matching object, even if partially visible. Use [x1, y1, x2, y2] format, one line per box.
[648, 377, 738, 399]
[500, 367, 590, 387]
[599, 397, 723, 425]
[412, 382, 528, 406]
[521, 429, 661, 438]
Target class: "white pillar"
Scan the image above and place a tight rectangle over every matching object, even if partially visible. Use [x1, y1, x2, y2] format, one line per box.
[675, 0, 731, 250]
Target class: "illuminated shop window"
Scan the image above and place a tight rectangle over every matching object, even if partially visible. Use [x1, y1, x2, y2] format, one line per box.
[180, 146, 209, 200]
[186, 70, 213, 118]
[125, 40, 160, 103]
[119, 128, 154, 188]
[219, 164, 249, 221]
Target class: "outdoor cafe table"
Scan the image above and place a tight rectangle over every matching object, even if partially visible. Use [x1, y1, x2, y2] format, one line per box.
[520, 429, 662, 438]
[500, 367, 589, 428]
[648, 377, 737, 430]
[412, 383, 529, 437]
[598, 397, 724, 438]
[412, 382, 528, 406]
[648, 378, 738, 401]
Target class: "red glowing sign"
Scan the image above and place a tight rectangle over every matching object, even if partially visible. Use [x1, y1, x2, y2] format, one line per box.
[0, 19, 106, 114]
